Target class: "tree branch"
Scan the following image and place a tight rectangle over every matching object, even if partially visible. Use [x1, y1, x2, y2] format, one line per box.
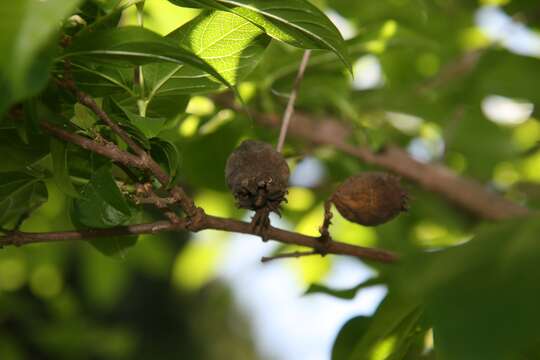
[0, 216, 399, 264]
[215, 96, 529, 221]
[38, 117, 398, 263]
[15, 69, 398, 265]
[0, 221, 177, 246]
[41, 121, 146, 168]
[57, 67, 200, 219]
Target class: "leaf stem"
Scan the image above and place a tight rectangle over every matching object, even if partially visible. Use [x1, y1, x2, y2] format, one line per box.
[135, 1, 146, 116]
[276, 50, 311, 153]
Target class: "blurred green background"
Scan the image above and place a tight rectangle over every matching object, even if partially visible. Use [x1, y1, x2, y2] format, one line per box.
[2, 0, 540, 359]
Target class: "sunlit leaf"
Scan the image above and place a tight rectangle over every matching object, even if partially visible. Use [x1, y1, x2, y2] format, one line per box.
[168, 0, 350, 69]
[64, 26, 232, 89]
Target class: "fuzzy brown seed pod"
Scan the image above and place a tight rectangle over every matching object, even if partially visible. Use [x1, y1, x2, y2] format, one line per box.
[225, 140, 290, 215]
[331, 172, 408, 226]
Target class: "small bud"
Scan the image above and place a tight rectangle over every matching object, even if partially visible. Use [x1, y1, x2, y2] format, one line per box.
[225, 140, 289, 214]
[332, 172, 408, 226]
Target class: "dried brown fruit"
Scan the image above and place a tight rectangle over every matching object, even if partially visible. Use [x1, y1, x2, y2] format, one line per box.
[331, 172, 408, 226]
[225, 140, 290, 223]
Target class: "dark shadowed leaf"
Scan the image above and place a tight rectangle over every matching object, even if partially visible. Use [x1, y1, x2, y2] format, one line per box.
[389, 216, 540, 360]
[332, 316, 371, 360]
[305, 277, 383, 300]
[70, 165, 138, 256]
[150, 138, 180, 184]
[347, 293, 422, 360]
[0, 130, 49, 172]
[0, 172, 48, 226]
[50, 138, 80, 198]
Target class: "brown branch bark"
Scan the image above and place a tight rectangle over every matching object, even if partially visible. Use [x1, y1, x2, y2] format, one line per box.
[261, 250, 319, 263]
[0, 69, 394, 265]
[41, 121, 146, 168]
[0, 221, 177, 245]
[57, 68, 199, 219]
[215, 96, 529, 221]
[0, 216, 399, 264]
[38, 119, 397, 263]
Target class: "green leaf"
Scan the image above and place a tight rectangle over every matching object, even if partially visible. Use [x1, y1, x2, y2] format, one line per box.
[71, 102, 98, 131]
[169, 10, 270, 84]
[389, 216, 540, 360]
[122, 9, 270, 121]
[168, 0, 350, 70]
[0, 0, 82, 114]
[70, 60, 135, 97]
[0, 130, 49, 172]
[118, 120, 152, 150]
[71, 165, 134, 228]
[66, 146, 111, 183]
[87, 235, 138, 258]
[332, 316, 371, 360]
[180, 116, 244, 191]
[150, 138, 180, 184]
[0, 172, 48, 226]
[113, 99, 167, 138]
[347, 293, 422, 360]
[103, 100, 152, 149]
[304, 277, 383, 300]
[64, 26, 233, 90]
[50, 138, 80, 198]
[70, 165, 137, 256]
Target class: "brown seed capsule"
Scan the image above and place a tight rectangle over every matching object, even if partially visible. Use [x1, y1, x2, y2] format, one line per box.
[225, 140, 290, 214]
[331, 172, 408, 226]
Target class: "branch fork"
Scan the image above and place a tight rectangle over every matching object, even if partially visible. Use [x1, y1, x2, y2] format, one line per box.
[0, 62, 401, 265]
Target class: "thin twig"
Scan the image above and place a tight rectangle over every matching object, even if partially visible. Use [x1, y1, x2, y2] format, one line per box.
[0, 215, 399, 263]
[59, 63, 147, 158]
[25, 102, 399, 262]
[261, 250, 319, 263]
[41, 121, 146, 168]
[0, 221, 179, 246]
[416, 50, 483, 94]
[135, 1, 146, 116]
[319, 199, 333, 242]
[134, 183, 180, 223]
[56, 69, 201, 219]
[41, 120, 202, 221]
[276, 50, 311, 153]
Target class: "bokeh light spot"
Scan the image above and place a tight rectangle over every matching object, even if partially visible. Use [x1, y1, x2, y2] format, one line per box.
[30, 264, 63, 299]
[284, 187, 315, 212]
[179, 115, 200, 137]
[0, 258, 26, 291]
[186, 96, 215, 116]
[172, 234, 226, 291]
